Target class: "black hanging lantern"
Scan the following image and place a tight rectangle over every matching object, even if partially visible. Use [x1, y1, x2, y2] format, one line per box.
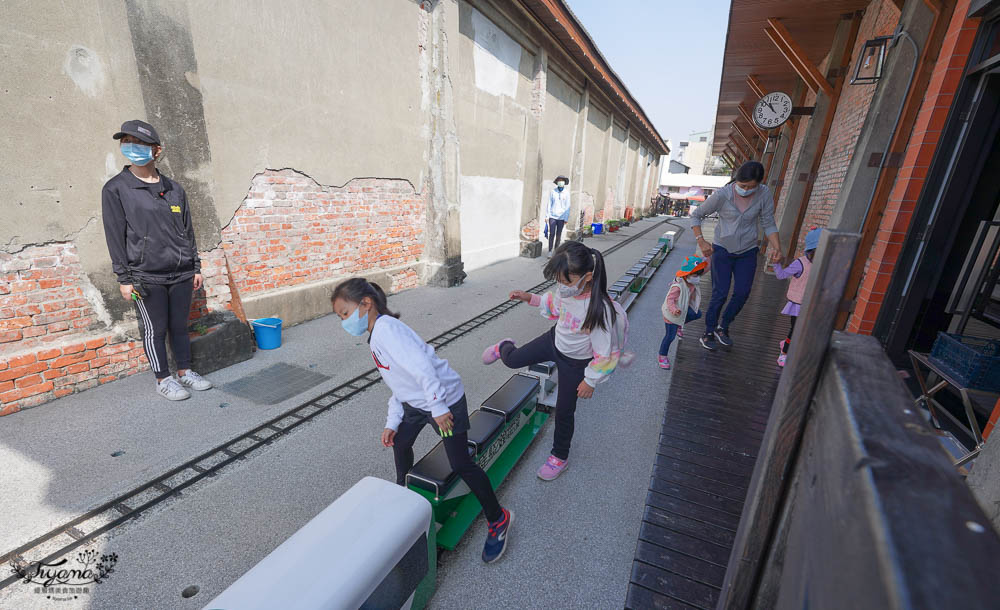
[851, 35, 893, 84]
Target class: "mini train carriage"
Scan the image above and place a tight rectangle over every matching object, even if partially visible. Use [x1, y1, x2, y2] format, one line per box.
[405, 363, 557, 550]
[205, 226, 684, 610]
[648, 244, 668, 268]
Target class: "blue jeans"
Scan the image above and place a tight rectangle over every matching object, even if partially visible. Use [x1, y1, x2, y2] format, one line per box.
[705, 244, 758, 332]
[660, 308, 702, 356]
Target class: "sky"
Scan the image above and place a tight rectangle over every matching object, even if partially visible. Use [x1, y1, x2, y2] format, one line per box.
[566, 0, 731, 160]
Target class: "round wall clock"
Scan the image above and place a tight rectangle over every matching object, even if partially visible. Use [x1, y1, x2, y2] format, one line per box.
[753, 92, 793, 130]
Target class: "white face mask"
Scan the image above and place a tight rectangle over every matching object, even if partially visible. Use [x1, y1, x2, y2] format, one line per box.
[556, 181, 566, 189]
[735, 184, 758, 197]
[556, 277, 586, 298]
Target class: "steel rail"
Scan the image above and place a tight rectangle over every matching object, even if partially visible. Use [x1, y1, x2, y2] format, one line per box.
[0, 219, 673, 589]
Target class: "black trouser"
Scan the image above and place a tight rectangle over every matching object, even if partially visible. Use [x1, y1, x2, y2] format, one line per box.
[133, 279, 194, 379]
[547, 218, 566, 252]
[392, 396, 503, 523]
[499, 327, 590, 460]
[782, 316, 797, 354]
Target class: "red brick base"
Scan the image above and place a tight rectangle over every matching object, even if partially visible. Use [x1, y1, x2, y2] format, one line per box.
[849, 0, 979, 334]
[1, 170, 430, 416]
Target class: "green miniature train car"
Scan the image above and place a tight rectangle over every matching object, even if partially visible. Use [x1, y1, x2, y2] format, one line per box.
[405, 373, 548, 551]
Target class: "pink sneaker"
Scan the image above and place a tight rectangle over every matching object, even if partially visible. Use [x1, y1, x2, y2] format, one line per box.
[537, 455, 568, 481]
[482, 339, 514, 365]
[777, 353, 787, 367]
[677, 328, 684, 340]
[658, 355, 671, 369]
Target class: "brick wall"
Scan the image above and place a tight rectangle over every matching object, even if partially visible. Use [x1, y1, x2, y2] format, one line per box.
[796, 0, 901, 255]
[521, 218, 541, 242]
[188, 247, 232, 321]
[222, 170, 426, 295]
[850, 0, 979, 333]
[0, 243, 147, 415]
[1, 169, 428, 416]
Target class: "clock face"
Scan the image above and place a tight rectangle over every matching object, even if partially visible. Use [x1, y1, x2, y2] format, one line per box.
[753, 92, 793, 130]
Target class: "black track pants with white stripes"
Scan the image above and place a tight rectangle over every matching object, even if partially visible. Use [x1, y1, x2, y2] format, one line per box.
[132, 279, 194, 379]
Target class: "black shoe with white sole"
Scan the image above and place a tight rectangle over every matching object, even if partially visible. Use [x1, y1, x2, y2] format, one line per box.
[699, 334, 717, 351]
[714, 328, 733, 347]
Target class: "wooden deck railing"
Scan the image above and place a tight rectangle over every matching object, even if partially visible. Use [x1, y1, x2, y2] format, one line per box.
[718, 231, 1000, 609]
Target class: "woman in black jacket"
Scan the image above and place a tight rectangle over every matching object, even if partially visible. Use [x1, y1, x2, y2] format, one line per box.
[101, 120, 214, 401]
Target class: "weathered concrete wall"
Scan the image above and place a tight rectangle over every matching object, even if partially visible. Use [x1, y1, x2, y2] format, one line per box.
[0, 0, 665, 413]
[455, 3, 535, 270]
[540, 68, 582, 196]
[583, 102, 610, 223]
[625, 136, 640, 212]
[608, 121, 629, 219]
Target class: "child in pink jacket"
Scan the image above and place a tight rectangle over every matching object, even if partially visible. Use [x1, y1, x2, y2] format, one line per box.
[773, 227, 821, 367]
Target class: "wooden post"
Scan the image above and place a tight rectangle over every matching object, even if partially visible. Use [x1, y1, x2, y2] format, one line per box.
[731, 135, 754, 162]
[765, 18, 834, 96]
[747, 74, 767, 99]
[717, 230, 860, 610]
[767, 83, 808, 209]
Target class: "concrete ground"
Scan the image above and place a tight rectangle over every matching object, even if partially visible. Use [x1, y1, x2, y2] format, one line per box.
[0, 217, 695, 610]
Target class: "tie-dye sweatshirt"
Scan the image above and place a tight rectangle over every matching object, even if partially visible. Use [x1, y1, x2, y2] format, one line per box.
[528, 291, 629, 387]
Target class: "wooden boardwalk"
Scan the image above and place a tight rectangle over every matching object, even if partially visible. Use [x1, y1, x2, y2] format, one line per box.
[626, 267, 789, 610]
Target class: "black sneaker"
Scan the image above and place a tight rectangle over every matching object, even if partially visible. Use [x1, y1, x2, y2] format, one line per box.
[714, 328, 733, 347]
[699, 334, 717, 351]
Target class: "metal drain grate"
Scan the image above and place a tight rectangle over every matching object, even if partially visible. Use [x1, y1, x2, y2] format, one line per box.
[222, 363, 330, 405]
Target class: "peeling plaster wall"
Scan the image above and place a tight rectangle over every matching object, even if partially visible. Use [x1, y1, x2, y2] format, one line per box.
[539, 69, 582, 226]
[0, 0, 145, 326]
[625, 136, 640, 211]
[186, 0, 426, 230]
[455, 3, 534, 269]
[1, 0, 666, 412]
[583, 103, 610, 221]
[606, 121, 628, 219]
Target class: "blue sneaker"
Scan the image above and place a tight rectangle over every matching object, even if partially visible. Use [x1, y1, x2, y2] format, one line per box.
[482, 508, 513, 563]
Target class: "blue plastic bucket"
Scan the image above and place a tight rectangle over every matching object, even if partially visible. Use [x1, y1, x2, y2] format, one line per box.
[251, 318, 283, 350]
[592, 223, 604, 235]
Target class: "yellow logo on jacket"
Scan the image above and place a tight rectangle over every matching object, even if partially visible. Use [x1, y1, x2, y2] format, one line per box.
[170, 205, 181, 213]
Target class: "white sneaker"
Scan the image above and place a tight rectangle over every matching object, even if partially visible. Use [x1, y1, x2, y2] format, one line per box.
[157, 376, 191, 401]
[178, 370, 213, 391]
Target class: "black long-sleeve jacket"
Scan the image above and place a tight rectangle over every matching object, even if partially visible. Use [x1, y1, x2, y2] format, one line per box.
[101, 167, 201, 285]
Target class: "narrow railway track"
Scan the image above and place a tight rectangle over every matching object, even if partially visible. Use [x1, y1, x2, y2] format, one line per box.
[0, 219, 679, 590]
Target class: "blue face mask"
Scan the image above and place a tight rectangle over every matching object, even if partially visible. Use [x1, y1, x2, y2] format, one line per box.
[121, 142, 155, 166]
[735, 185, 758, 197]
[341, 305, 369, 336]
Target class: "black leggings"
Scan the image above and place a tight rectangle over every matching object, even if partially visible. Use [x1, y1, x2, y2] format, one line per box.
[547, 218, 566, 252]
[393, 396, 503, 523]
[499, 327, 590, 460]
[782, 316, 797, 354]
[133, 279, 194, 379]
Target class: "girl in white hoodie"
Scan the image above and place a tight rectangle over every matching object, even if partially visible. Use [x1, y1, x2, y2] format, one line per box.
[482, 241, 630, 481]
[332, 278, 512, 564]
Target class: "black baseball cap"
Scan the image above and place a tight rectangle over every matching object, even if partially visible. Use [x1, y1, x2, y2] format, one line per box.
[113, 120, 160, 145]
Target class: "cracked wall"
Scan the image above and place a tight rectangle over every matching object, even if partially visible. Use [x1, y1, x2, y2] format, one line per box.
[1, 0, 664, 414]
[223, 170, 426, 296]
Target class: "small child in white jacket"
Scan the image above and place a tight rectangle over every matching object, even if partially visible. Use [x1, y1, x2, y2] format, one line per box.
[659, 256, 708, 369]
[482, 241, 630, 481]
[332, 278, 513, 564]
